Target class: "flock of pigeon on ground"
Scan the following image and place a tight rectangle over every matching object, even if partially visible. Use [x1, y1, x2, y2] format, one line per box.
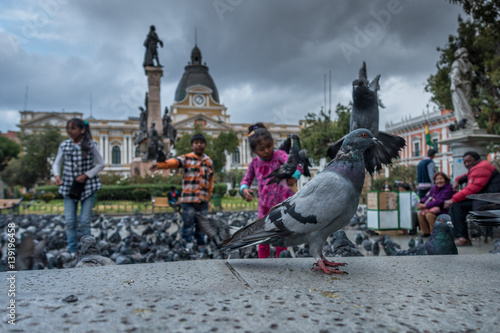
[2, 62, 499, 274]
[1, 206, 497, 273]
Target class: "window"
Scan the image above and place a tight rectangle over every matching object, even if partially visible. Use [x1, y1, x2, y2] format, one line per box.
[233, 148, 240, 164]
[135, 146, 140, 158]
[112, 146, 121, 165]
[414, 142, 420, 157]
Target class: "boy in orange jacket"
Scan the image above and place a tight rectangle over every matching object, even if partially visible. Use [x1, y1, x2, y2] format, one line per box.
[150, 134, 214, 244]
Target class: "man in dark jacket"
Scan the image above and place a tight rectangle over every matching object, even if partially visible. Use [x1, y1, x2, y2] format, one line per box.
[444, 151, 498, 246]
[417, 149, 436, 198]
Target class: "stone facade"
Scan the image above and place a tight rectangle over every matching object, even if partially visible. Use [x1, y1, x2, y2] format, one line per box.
[385, 109, 456, 177]
[16, 44, 301, 176]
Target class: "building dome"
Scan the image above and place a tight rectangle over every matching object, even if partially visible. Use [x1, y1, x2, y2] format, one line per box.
[174, 45, 220, 103]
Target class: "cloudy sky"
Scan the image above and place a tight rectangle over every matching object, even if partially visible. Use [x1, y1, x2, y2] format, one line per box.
[0, 0, 466, 133]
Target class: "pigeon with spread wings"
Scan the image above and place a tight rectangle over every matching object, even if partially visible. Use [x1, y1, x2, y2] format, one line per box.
[265, 134, 307, 192]
[220, 129, 380, 274]
[327, 62, 405, 174]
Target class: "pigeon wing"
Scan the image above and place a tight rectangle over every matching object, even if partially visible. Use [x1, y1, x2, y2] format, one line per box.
[326, 137, 345, 160]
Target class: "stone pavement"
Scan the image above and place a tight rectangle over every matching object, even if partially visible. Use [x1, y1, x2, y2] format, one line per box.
[2, 254, 499, 332]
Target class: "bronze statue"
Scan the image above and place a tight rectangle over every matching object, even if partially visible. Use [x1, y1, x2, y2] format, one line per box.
[143, 25, 163, 67]
[134, 99, 148, 145]
[162, 107, 177, 146]
[144, 121, 164, 161]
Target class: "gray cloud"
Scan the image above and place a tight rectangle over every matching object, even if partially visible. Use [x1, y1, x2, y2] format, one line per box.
[0, 0, 464, 133]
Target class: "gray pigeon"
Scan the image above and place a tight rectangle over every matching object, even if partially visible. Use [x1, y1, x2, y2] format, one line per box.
[265, 134, 303, 188]
[327, 230, 363, 257]
[408, 238, 416, 249]
[490, 239, 500, 254]
[425, 215, 458, 255]
[362, 236, 373, 254]
[378, 234, 401, 256]
[326, 62, 406, 174]
[195, 213, 230, 248]
[354, 232, 363, 246]
[220, 129, 380, 274]
[371, 241, 380, 256]
[75, 235, 116, 268]
[394, 244, 428, 256]
[277, 135, 311, 178]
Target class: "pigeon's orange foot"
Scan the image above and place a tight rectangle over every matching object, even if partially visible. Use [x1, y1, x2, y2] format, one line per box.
[322, 258, 346, 267]
[312, 259, 348, 275]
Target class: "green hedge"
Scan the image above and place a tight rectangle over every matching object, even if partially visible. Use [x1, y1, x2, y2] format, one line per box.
[36, 183, 228, 201]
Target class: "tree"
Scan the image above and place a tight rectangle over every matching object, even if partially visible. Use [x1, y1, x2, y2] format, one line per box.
[0, 136, 20, 172]
[174, 125, 239, 177]
[300, 103, 351, 163]
[426, 2, 500, 133]
[212, 131, 239, 172]
[2, 125, 64, 188]
[1, 158, 38, 189]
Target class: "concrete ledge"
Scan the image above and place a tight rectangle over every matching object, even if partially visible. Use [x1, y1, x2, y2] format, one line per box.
[2, 255, 499, 332]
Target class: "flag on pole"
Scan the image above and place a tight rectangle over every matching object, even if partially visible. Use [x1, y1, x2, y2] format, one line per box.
[425, 121, 435, 148]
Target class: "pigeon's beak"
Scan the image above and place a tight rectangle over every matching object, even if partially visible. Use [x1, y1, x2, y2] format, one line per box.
[373, 137, 381, 146]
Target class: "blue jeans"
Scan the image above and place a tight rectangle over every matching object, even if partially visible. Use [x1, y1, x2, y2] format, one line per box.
[64, 194, 94, 253]
[180, 202, 208, 245]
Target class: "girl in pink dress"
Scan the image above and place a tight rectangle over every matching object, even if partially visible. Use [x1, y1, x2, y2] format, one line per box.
[240, 123, 302, 258]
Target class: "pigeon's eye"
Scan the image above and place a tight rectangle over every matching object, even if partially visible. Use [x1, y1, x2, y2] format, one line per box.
[362, 132, 368, 138]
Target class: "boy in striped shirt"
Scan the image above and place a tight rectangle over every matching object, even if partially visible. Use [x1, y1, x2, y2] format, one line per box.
[150, 134, 214, 244]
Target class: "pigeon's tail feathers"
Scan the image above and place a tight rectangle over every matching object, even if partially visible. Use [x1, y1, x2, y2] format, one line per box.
[220, 218, 274, 252]
[220, 237, 272, 252]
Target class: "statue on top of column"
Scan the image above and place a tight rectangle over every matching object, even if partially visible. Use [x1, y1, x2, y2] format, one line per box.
[143, 25, 163, 67]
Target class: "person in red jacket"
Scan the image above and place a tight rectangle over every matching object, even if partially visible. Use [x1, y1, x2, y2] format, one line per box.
[444, 151, 497, 246]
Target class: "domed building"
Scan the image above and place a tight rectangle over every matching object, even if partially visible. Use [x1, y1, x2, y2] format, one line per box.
[16, 43, 302, 176]
[169, 44, 300, 170]
[170, 43, 230, 129]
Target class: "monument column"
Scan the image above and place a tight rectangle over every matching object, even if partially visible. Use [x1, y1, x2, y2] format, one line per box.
[144, 66, 163, 135]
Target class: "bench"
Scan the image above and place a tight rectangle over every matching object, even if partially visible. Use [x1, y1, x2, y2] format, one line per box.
[151, 197, 172, 213]
[0, 198, 23, 214]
